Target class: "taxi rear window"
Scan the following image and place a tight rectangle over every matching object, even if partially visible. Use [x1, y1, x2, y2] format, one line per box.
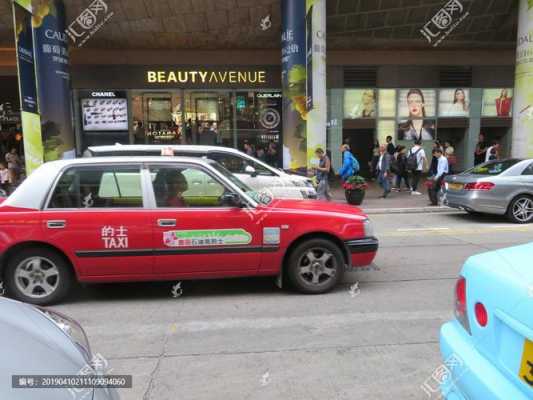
[48, 166, 143, 208]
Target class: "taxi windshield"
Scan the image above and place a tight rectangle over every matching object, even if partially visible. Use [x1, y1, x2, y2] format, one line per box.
[209, 162, 273, 205]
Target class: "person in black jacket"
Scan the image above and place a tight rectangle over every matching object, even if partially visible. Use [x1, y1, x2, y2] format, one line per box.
[428, 141, 442, 177]
[393, 145, 410, 192]
[386, 135, 396, 155]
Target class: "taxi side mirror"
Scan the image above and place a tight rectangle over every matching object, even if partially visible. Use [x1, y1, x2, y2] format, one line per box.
[220, 192, 243, 207]
[244, 165, 258, 177]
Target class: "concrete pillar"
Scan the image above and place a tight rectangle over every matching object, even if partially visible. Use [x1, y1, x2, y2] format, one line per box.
[281, 0, 327, 171]
[281, 0, 307, 170]
[512, 0, 533, 158]
[305, 0, 327, 169]
[466, 88, 483, 168]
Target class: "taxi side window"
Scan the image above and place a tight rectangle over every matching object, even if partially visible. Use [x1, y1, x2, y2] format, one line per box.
[210, 152, 273, 176]
[150, 166, 227, 208]
[48, 166, 143, 208]
[209, 153, 245, 173]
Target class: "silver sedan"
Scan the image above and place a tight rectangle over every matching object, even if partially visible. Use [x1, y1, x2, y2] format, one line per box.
[0, 297, 119, 400]
[444, 159, 533, 223]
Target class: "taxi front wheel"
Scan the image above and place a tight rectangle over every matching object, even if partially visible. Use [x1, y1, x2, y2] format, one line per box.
[4, 248, 73, 305]
[287, 238, 344, 294]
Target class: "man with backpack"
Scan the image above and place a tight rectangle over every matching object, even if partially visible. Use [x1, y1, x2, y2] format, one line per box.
[338, 144, 359, 182]
[407, 140, 427, 195]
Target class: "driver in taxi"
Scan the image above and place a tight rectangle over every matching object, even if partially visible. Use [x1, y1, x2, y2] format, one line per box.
[165, 170, 188, 207]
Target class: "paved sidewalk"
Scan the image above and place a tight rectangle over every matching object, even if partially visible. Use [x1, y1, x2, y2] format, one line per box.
[328, 179, 457, 214]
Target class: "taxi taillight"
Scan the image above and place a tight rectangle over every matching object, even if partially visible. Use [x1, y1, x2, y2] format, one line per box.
[475, 302, 488, 327]
[454, 277, 471, 334]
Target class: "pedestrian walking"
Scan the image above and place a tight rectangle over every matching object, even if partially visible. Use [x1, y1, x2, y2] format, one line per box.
[428, 148, 449, 206]
[0, 162, 9, 195]
[370, 140, 380, 179]
[444, 141, 456, 174]
[407, 140, 427, 195]
[314, 148, 331, 201]
[5, 148, 20, 187]
[474, 132, 487, 165]
[386, 135, 396, 155]
[393, 146, 410, 191]
[485, 141, 500, 162]
[429, 141, 442, 177]
[377, 144, 392, 198]
[338, 144, 359, 182]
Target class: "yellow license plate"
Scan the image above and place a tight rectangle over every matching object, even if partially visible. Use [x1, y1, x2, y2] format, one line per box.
[448, 183, 464, 191]
[519, 339, 533, 387]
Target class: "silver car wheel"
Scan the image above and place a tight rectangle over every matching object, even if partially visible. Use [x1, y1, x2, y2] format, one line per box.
[298, 248, 337, 285]
[14, 257, 60, 299]
[512, 197, 533, 223]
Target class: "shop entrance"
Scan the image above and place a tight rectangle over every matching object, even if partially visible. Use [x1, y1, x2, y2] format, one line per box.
[480, 126, 512, 159]
[342, 128, 374, 178]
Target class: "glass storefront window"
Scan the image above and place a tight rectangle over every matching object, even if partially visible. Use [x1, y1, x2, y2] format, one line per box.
[184, 91, 233, 147]
[235, 91, 282, 166]
[131, 92, 183, 144]
[128, 89, 281, 167]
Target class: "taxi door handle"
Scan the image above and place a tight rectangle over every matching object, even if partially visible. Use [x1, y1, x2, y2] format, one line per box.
[47, 220, 66, 229]
[157, 219, 176, 227]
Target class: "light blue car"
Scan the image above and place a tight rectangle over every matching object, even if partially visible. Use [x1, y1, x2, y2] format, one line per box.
[440, 243, 533, 399]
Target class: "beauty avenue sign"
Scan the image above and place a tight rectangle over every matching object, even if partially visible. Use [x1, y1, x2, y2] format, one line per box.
[145, 67, 278, 88]
[71, 65, 281, 89]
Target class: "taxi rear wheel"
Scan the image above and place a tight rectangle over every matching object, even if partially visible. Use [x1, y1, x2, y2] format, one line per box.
[4, 248, 73, 305]
[287, 238, 344, 294]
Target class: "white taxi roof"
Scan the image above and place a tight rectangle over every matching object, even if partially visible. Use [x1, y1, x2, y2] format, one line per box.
[87, 144, 241, 155]
[2, 156, 216, 210]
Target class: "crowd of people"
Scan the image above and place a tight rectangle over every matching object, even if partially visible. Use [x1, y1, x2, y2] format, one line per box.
[313, 132, 503, 206]
[243, 140, 279, 166]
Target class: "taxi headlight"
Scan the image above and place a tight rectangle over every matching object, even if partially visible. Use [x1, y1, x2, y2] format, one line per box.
[37, 307, 92, 363]
[363, 219, 374, 238]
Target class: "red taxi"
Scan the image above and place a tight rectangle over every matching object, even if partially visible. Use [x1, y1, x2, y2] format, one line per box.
[0, 157, 378, 305]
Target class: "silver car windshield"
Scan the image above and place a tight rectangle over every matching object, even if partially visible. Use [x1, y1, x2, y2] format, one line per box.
[464, 159, 521, 176]
[209, 162, 273, 205]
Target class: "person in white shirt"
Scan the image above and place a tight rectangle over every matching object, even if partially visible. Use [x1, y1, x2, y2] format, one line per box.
[429, 148, 449, 206]
[408, 140, 427, 195]
[0, 162, 9, 195]
[485, 142, 500, 162]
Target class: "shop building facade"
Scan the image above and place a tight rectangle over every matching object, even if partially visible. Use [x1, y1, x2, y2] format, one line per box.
[0, 0, 523, 176]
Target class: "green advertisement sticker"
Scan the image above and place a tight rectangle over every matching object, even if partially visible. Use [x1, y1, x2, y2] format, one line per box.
[163, 229, 252, 248]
